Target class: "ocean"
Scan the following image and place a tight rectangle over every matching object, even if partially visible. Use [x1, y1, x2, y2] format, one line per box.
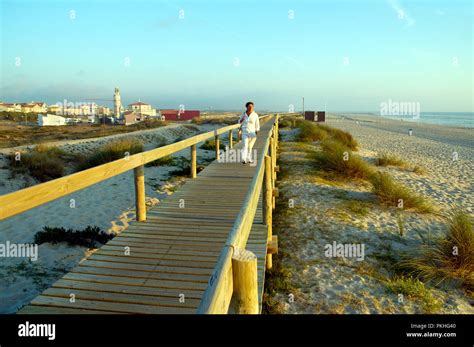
[378, 112, 474, 128]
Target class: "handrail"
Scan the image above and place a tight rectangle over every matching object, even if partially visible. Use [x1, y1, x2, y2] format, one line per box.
[196, 114, 277, 313]
[0, 115, 272, 220]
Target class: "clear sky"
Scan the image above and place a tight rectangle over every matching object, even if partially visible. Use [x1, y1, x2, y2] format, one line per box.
[1, 0, 472, 112]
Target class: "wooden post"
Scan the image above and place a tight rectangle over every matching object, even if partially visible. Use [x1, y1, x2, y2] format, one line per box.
[270, 137, 276, 209]
[215, 135, 220, 161]
[232, 248, 259, 314]
[229, 130, 233, 149]
[134, 165, 146, 222]
[263, 155, 273, 269]
[190, 144, 197, 178]
[238, 129, 242, 142]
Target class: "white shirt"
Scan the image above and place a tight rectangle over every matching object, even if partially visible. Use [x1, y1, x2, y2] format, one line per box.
[238, 111, 260, 135]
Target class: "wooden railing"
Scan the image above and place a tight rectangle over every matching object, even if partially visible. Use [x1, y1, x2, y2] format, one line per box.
[0, 115, 273, 221]
[197, 114, 279, 314]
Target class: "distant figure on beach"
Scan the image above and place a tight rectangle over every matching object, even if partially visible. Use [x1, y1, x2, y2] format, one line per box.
[239, 101, 260, 164]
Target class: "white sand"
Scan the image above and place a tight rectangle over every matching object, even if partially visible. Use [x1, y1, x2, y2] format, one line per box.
[0, 122, 225, 313]
[271, 114, 473, 314]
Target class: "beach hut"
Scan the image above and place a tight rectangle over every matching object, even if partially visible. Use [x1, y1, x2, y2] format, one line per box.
[317, 111, 326, 122]
[304, 111, 316, 121]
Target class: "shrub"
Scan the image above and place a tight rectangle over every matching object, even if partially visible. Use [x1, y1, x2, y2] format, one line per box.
[200, 139, 225, 151]
[78, 138, 144, 169]
[8, 145, 69, 182]
[376, 153, 407, 167]
[400, 212, 473, 290]
[313, 140, 375, 180]
[34, 226, 114, 248]
[370, 172, 433, 212]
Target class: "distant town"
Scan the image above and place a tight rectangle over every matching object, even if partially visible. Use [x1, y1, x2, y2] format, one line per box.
[0, 87, 201, 126]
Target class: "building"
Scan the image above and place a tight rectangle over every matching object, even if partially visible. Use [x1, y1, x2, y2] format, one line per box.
[0, 103, 22, 112]
[304, 111, 316, 121]
[21, 102, 47, 113]
[47, 104, 61, 114]
[159, 109, 200, 121]
[37, 114, 67, 126]
[114, 88, 122, 119]
[123, 111, 146, 126]
[129, 101, 156, 117]
[317, 111, 326, 122]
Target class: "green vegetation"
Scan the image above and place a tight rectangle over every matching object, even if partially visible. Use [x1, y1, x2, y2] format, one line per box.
[313, 140, 375, 180]
[385, 276, 442, 313]
[8, 144, 75, 182]
[34, 225, 114, 248]
[340, 200, 372, 217]
[78, 138, 144, 170]
[145, 155, 175, 167]
[318, 124, 358, 150]
[370, 172, 433, 212]
[296, 121, 328, 142]
[376, 153, 407, 167]
[412, 165, 426, 175]
[400, 212, 473, 290]
[200, 139, 226, 151]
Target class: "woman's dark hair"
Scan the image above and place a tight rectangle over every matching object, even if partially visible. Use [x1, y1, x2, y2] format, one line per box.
[245, 101, 254, 108]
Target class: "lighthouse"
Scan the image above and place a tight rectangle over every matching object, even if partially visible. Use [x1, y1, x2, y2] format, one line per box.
[113, 87, 122, 119]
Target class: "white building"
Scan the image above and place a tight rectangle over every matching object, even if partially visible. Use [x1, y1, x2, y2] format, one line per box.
[128, 101, 156, 117]
[37, 114, 67, 126]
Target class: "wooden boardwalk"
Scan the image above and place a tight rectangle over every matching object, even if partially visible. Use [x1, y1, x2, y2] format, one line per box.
[16, 117, 278, 314]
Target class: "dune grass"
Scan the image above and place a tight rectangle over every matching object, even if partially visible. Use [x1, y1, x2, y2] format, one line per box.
[384, 276, 442, 313]
[317, 124, 358, 150]
[8, 144, 72, 182]
[376, 152, 407, 167]
[369, 172, 433, 212]
[312, 140, 375, 180]
[399, 212, 473, 290]
[78, 138, 144, 170]
[296, 121, 328, 142]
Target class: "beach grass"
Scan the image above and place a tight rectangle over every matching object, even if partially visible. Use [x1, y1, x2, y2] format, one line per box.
[376, 152, 407, 167]
[370, 172, 433, 212]
[8, 144, 72, 182]
[317, 124, 358, 150]
[78, 138, 144, 170]
[312, 140, 375, 180]
[384, 276, 442, 313]
[296, 121, 328, 142]
[400, 211, 474, 290]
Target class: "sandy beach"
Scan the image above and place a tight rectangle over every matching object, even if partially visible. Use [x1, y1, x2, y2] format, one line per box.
[268, 114, 473, 314]
[0, 122, 225, 313]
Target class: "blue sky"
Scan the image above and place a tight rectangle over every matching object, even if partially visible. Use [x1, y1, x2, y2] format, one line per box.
[1, 0, 472, 111]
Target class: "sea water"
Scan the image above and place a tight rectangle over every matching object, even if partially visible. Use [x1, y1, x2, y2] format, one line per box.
[379, 112, 473, 128]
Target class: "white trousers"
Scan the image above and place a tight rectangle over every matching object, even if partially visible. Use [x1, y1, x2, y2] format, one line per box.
[241, 133, 257, 162]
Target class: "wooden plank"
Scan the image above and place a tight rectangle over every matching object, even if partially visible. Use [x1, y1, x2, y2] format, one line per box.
[42, 287, 200, 309]
[29, 295, 196, 314]
[17, 305, 119, 314]
[52, 279, 204, 299]
[79, 260, 213, 275]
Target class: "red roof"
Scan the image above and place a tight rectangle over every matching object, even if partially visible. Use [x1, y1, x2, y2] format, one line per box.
[129, 101, 150, 106]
